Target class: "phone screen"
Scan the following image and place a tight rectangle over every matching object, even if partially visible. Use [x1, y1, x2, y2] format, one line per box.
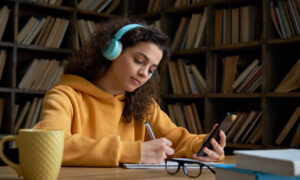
[197, 112, 231, 156]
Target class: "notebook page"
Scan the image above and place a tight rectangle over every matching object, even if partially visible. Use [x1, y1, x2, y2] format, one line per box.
[122, 158, 222, 169]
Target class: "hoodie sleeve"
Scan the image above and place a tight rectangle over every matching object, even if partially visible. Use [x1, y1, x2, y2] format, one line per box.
[34, 88, 141, 167]
[148, 102, 208, 159]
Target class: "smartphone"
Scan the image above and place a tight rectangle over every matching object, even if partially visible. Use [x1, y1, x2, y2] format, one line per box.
[197, 112, 231, 156]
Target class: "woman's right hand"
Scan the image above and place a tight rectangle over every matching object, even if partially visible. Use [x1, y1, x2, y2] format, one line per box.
[141, 138, 174, 164]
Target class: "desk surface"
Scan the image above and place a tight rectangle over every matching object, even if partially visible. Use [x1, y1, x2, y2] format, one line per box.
[0, 156, 235, 180]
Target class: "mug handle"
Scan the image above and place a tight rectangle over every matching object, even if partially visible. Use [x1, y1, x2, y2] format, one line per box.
[0, 135, 22, 176]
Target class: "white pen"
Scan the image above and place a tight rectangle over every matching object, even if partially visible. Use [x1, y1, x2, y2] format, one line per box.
[144, 121, 156, 140]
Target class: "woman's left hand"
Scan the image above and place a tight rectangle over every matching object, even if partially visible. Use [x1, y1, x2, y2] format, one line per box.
[192, 124, 226, 162]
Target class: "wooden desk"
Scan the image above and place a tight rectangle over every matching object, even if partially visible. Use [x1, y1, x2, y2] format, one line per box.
[0, 156, 235, 180]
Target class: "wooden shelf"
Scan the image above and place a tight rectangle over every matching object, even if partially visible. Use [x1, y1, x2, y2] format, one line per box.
[162, 94, 205, 99]
[226, 142, 264, 149]
[209, 0, 260, 5]
[210, 41, 262, 52]
[19, 1, 74, 12]
[16, 45, 75, 54]
[266, 36, 300, 45]
[266, 92, 300, 98]
[130, 11, 161, 20]
[137, 0, 300, 149]
[0, 0, 125, 136]
[172, 47, 206, 57]
[0, 0, 299, 151]
[207, 93, 261, 98]
[164, 2, 207, 15]
[0, 87, 47, 94]
[77, 9, 118, 18]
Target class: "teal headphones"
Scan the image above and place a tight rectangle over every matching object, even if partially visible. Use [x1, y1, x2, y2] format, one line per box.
[102, 24, 144, 60]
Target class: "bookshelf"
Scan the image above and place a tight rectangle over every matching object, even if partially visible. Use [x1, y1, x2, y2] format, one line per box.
[0, 0, 299, 152]
[128, 0, 300, 151]
[0, 0, 124, 137]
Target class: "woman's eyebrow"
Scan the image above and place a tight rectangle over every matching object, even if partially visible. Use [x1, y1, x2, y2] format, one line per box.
[137, 51, 158, 68]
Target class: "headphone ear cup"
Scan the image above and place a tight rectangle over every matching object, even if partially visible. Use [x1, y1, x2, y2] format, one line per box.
[102, 38, 122, 60]
[149, 72, 153, 79]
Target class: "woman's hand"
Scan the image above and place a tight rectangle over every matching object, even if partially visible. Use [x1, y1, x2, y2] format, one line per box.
[141, 138, 174, 164]
[192, 124, 226, 162]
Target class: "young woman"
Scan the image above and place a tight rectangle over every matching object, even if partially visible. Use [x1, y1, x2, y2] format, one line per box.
[34, 17, 226, 166]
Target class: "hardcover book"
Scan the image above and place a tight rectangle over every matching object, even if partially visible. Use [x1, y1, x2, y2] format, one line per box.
[234, 149, 300, 176]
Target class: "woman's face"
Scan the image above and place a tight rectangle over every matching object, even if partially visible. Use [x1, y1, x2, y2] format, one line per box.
[107, 42, 163, 93]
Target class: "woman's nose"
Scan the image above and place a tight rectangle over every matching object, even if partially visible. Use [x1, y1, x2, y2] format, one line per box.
[138, 68, 148, 77]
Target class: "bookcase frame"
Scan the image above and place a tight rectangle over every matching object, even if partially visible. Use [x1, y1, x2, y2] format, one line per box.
[0, 0, 299, 151]
[129, 0, 300, 150]
[0, 0, 126, 138]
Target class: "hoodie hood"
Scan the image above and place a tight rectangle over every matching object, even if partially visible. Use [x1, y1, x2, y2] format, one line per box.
[56, 74, 125, 101]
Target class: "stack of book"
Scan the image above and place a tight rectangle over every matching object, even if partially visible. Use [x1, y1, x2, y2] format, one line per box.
[77, 0, 120, 14]
[146, 0, 162, 13]
[270, 0, 300, 38]
[226, 111, 262, 144]
[216, 149, 300, 180]
[214, 56, 262, 93]
[0, 6, 10, 41]
[171, 7, 208, 51]
[14, 97, 44, 133]
[168, 59, 206, 95]
[0, 49, 7, 81]
[18, 59, 66, 91]
[214, 5, 261, 45]
[274, 59, 300, 93]
[17, 16, 69, 48]
[77, 19, 97, 47]
[167, 102, 203, 134]
[276, 106, 300, 147]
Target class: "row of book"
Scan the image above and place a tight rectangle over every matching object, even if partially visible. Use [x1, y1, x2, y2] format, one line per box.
[27, 0, 63, 5]
[276, 106, 300, 147]
[150, 19, 162, 32]
[0, 98, 4, 130]
[224, 111, 263, 144]
[216, 149, 300, 179]
[77, 19, 97, 47]
[171, 8, 208, 51]
[167, 103, 203, 134]
[168, 59, 206, 95]
[168, 56, 299, 95]
[18, 59, 66, 91]
[14, 98, 43, 133]
[214, 56, 262, 93]
[77, 0, 120, 14]
[274, 59, 300, 93]
[0, 50, 7, 81]
[18, 16, 69, 48]
[173, 0, 205, 7]
[214, 5, 261, 46]
[146, 0, 162, 13]
[271, 0, 300, 38]
[0, 6, 10, 41]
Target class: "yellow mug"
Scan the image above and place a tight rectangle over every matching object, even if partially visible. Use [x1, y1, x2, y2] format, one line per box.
[0, 129, 64, 180]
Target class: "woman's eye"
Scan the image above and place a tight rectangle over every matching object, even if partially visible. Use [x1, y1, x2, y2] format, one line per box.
[134, 59, 143, 64]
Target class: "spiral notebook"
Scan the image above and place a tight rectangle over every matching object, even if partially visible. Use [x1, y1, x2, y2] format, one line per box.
[122, 158, 221, 169]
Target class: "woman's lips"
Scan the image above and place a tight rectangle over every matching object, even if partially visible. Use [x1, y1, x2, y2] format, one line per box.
[131, 77, 141, 86]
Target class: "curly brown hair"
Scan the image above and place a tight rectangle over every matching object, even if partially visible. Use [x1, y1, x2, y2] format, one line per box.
[64, 17, 170, 122]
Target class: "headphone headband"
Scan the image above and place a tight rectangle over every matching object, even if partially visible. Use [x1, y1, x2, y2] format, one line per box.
[102, 24, 144, 61]
[114, 24, 143, 40]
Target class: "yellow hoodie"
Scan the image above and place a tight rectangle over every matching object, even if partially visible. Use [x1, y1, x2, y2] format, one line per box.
[34, 74, 207, 167]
